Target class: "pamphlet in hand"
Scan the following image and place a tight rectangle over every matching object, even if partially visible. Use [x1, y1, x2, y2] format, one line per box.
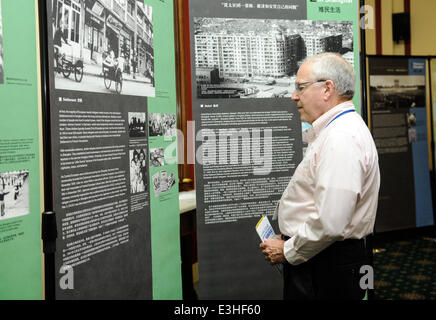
[256, 215, 283, 274]
[256, 215, 278, 241]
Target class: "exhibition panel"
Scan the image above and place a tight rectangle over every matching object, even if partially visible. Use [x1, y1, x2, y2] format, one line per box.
[0, 0, 43, 299]
[431, 59, 436, 182]
[1, 0, 436, 302]
[368, 56, 434, 233]
[40, 0, 181, 299]
[189, 0, 362, 299]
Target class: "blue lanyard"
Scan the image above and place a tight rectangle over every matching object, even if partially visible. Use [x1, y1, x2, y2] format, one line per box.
[326, 110, 355, 128]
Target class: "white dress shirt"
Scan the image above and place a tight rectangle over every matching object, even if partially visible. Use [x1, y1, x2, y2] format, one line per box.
[277, 101, 380, 265]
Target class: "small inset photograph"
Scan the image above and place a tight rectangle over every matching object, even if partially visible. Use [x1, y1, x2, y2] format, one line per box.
[0, 170, 30, 220]
[129, 149, 147, 194]
[128, 112, 146, 137]
[152, 170, 176, 197]
[152, 171, 161, 197]
[50, 0, 154, 96]
[162, 114, 177, 137]
[150, 148, 164, 167]
[149, 113, 163, 137]
[0, 0, 4, 84]
[167, 172, 176, 190]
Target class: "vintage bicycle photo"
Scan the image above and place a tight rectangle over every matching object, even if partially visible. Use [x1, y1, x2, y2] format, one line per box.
[49, 0, 155, 97]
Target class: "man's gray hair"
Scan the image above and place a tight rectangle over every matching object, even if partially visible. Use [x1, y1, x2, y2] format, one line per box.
[302, 53, 356, 99]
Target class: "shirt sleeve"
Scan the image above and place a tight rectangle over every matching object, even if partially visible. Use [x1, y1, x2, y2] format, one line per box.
[284, 132, 365, 265]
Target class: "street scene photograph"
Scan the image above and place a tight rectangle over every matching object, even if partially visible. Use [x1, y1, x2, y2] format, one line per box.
[193, 17, 353, 99]
[0, 171, 30, 220]
[0, 0, 4, 84]
[50, 0, 155, 97]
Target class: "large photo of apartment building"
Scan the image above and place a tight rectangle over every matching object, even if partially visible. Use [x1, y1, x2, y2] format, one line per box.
[50, 0, 155, 97]
[193, 18, 353, 99]
[0, 0, 4, 84]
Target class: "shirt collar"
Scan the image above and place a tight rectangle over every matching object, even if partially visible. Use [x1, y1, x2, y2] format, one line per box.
[302, 100, 355, 144]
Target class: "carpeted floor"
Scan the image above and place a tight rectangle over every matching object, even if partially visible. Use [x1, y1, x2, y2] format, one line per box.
[373, 236, 436, 300]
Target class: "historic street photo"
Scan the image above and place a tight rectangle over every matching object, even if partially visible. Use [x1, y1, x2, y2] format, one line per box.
[50, 0, 154, 97]
[128, 112, 146, 137]
[193, 17, 353, 99]
[0, 0, 4, 84]
[0, 171, 30, 220]
[129, 149, 147, 194]
[370, 75, 426, 110]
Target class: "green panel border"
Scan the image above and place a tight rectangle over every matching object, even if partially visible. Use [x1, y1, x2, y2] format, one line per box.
[146, 0, 182, 300]
[0, 0, 43, 300]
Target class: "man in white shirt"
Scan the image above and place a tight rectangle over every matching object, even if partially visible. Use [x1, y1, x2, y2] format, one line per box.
[260, 53, 380, 300]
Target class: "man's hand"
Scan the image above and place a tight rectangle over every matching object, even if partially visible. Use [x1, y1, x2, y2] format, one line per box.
[259, 238, 287, 265]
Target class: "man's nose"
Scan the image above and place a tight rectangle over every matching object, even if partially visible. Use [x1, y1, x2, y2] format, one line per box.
[291, 90, 299, 101]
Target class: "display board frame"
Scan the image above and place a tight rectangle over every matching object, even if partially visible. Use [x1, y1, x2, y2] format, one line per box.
[38, 0, 182, 300]
[188, 0, 365, 299]
[366, 55, 435, 234]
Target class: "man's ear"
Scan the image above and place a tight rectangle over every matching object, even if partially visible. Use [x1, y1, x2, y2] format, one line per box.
[323, 79, 335, 101]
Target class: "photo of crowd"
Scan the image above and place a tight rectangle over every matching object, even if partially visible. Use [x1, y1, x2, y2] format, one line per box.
[129, 149, 147, 194]
[128, 112, 146, 137]
[0, 170, 30, 220]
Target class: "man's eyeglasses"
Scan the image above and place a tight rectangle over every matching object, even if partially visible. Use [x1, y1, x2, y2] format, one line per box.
[294, 79, 327, 93]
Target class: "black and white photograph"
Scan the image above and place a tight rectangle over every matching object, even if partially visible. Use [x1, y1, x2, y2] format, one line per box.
[129, 149, 147, 194]
[152, 170, 175, 197]
[149, 113, 163, 137]
[0, 0, 4, 85]
[128, 112, 146, 137]
[50, 0, 154, 96]
[162, 113, 177, 137]
[0, 171, 30, 220]
[193, 17, 353, 99]
[150, 147, 164, 167]
[152, 171, 161, 196]
[370, 75, 426, 110]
